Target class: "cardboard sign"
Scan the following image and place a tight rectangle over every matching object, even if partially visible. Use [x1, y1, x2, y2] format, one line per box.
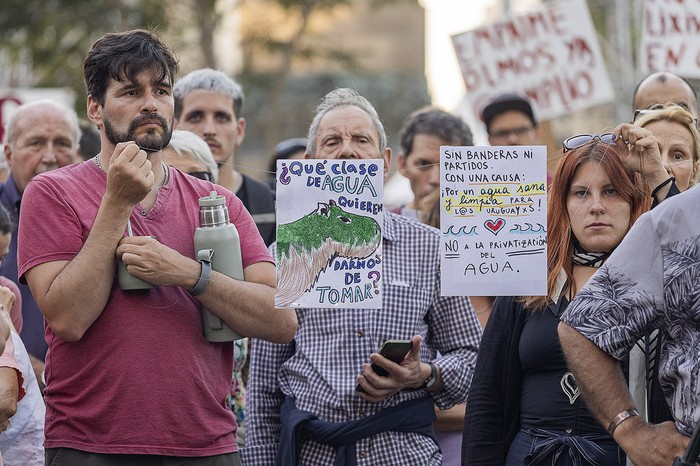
[451, 0, 613, 124]
[440, 145, 547, 296]
[639, 0, 700, 78]
[275, 159, 383, 309]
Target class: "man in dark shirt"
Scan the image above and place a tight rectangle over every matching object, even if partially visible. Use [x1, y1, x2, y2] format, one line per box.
[173, 69, 276, 245]
[0, 99, 81, 386]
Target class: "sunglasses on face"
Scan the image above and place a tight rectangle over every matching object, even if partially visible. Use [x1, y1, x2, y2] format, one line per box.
[633, 107, 699, 127]
[489, 125, 534, 140]
[562, 133, 615, 153]
[187, 171, 213, 182]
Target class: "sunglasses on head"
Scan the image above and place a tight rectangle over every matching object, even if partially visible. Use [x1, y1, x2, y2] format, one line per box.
[562, 133, 615, 153]
[187, 171, 213, 182]
[633, 106, 699, 127]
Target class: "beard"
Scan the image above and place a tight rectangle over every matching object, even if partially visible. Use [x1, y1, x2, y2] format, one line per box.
[104, 113, 173, 152]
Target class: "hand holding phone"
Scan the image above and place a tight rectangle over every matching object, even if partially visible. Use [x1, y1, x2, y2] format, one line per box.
[357, 339, 413, 392]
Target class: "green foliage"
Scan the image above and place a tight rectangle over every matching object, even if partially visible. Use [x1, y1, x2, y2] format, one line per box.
[0, 0, 170, 114]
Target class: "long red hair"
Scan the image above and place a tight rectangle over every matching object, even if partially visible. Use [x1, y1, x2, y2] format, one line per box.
[522, 141, 651, 310]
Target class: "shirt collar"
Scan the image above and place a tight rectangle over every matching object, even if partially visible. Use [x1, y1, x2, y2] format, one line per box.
[382, 209, 399, 242]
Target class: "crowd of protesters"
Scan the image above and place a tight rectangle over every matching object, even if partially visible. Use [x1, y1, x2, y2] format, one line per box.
[0, 27, 698, 466]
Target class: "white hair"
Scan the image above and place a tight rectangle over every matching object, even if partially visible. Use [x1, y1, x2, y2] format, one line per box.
[166, 130, 219, 182]
[4, 99, 81, 147]
[306, 88, 387, 156]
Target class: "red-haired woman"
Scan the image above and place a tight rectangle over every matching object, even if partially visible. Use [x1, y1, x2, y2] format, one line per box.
[462, 137, 651, 466]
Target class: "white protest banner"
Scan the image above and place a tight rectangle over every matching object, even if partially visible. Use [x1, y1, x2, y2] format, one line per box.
[440, 145, 547, 296]
[275, 159, 383, 309]
[451, 0, 613, 124]
[639, 0, 700, 77]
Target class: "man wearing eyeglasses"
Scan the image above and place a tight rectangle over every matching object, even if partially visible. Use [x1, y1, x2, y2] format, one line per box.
[481, 93, 541, 147]
[633, 71, 697, 119]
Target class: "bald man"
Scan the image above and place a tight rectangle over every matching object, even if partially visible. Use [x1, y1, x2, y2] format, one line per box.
[633, 71, 698, 117]
[0, 99, 81, 388]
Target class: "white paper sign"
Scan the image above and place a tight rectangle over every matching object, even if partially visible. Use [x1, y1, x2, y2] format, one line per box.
[639, 0, 700, 78]
[275, 159, 383, 309]
[451, 0, 613, 124]
[440, 145, 548, 296]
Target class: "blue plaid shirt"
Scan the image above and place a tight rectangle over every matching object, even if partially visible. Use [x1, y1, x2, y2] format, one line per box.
[244, 212, 482, 465]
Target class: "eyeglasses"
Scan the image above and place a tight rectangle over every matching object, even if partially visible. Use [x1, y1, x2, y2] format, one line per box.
[489, 125, 534, 140]
[634, 107, 699, 127]
[187, 171, 213, 182]
[562, 133, 615, 152]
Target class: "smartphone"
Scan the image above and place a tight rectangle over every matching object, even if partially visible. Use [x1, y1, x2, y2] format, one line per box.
[372, 340, 413, 376]
[356, 339, 413, 392]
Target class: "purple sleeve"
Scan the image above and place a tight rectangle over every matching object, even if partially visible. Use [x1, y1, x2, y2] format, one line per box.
[17, 178, 85, 282]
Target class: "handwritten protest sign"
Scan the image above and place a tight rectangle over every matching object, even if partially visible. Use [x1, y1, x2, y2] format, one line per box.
[440, 145, 547, 296]
[639, 0, 700, 78]
[275, 159, 383, 309]
[451, 0, 613, 124]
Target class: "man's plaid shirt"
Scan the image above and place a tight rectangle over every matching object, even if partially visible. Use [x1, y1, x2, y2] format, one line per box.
[244, 212, 482, 465]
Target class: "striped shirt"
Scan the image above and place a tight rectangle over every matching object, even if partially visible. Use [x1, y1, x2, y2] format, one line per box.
[244, 211, 481, 465]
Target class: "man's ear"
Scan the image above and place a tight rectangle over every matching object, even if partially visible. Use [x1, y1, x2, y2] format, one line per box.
[235, 117, 246, 146]
[397, 152, 407, 172]
[4, 144, 12, 167]
[87, 95, 103, 128]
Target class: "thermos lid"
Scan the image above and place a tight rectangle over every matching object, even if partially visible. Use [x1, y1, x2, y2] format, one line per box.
[199, 191, 225, 207]
[198, 191, 229, 227]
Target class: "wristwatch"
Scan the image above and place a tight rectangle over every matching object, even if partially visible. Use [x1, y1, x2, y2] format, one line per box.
[422, 362, 438, 389]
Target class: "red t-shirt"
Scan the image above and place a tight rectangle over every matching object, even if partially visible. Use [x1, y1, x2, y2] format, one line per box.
[18, 161, 272, 456]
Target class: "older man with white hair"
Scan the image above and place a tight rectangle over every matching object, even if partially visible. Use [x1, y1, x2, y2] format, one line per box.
[0, 99, 81, 387]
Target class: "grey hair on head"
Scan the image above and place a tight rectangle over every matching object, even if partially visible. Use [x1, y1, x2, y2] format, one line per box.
[173, 68, 244, 119]
[166, 130, 219, 182]
[4, 99, 81, 147]
[306, 88, 387, 157]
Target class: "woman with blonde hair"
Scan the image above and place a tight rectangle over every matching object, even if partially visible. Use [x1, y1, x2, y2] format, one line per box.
[626, 103, 700, 196]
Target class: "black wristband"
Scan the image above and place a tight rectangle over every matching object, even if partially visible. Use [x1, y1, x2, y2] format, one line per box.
[651, 176, 675, 199]
[189, 260, 212, 296]
[421, 362, 438, 389]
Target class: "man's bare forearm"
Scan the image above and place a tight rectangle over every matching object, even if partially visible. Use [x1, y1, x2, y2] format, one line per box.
[196, 263, 297, 343]
[558, 322, 633, 425]
[558, 322, 688, 465]
[27, 197, 132, 341]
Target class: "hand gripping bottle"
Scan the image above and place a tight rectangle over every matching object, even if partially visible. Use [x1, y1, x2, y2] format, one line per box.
[194, 191, 243, 342]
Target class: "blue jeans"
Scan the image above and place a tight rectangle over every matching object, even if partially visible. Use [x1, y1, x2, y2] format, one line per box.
[506, 428, 624, 466]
